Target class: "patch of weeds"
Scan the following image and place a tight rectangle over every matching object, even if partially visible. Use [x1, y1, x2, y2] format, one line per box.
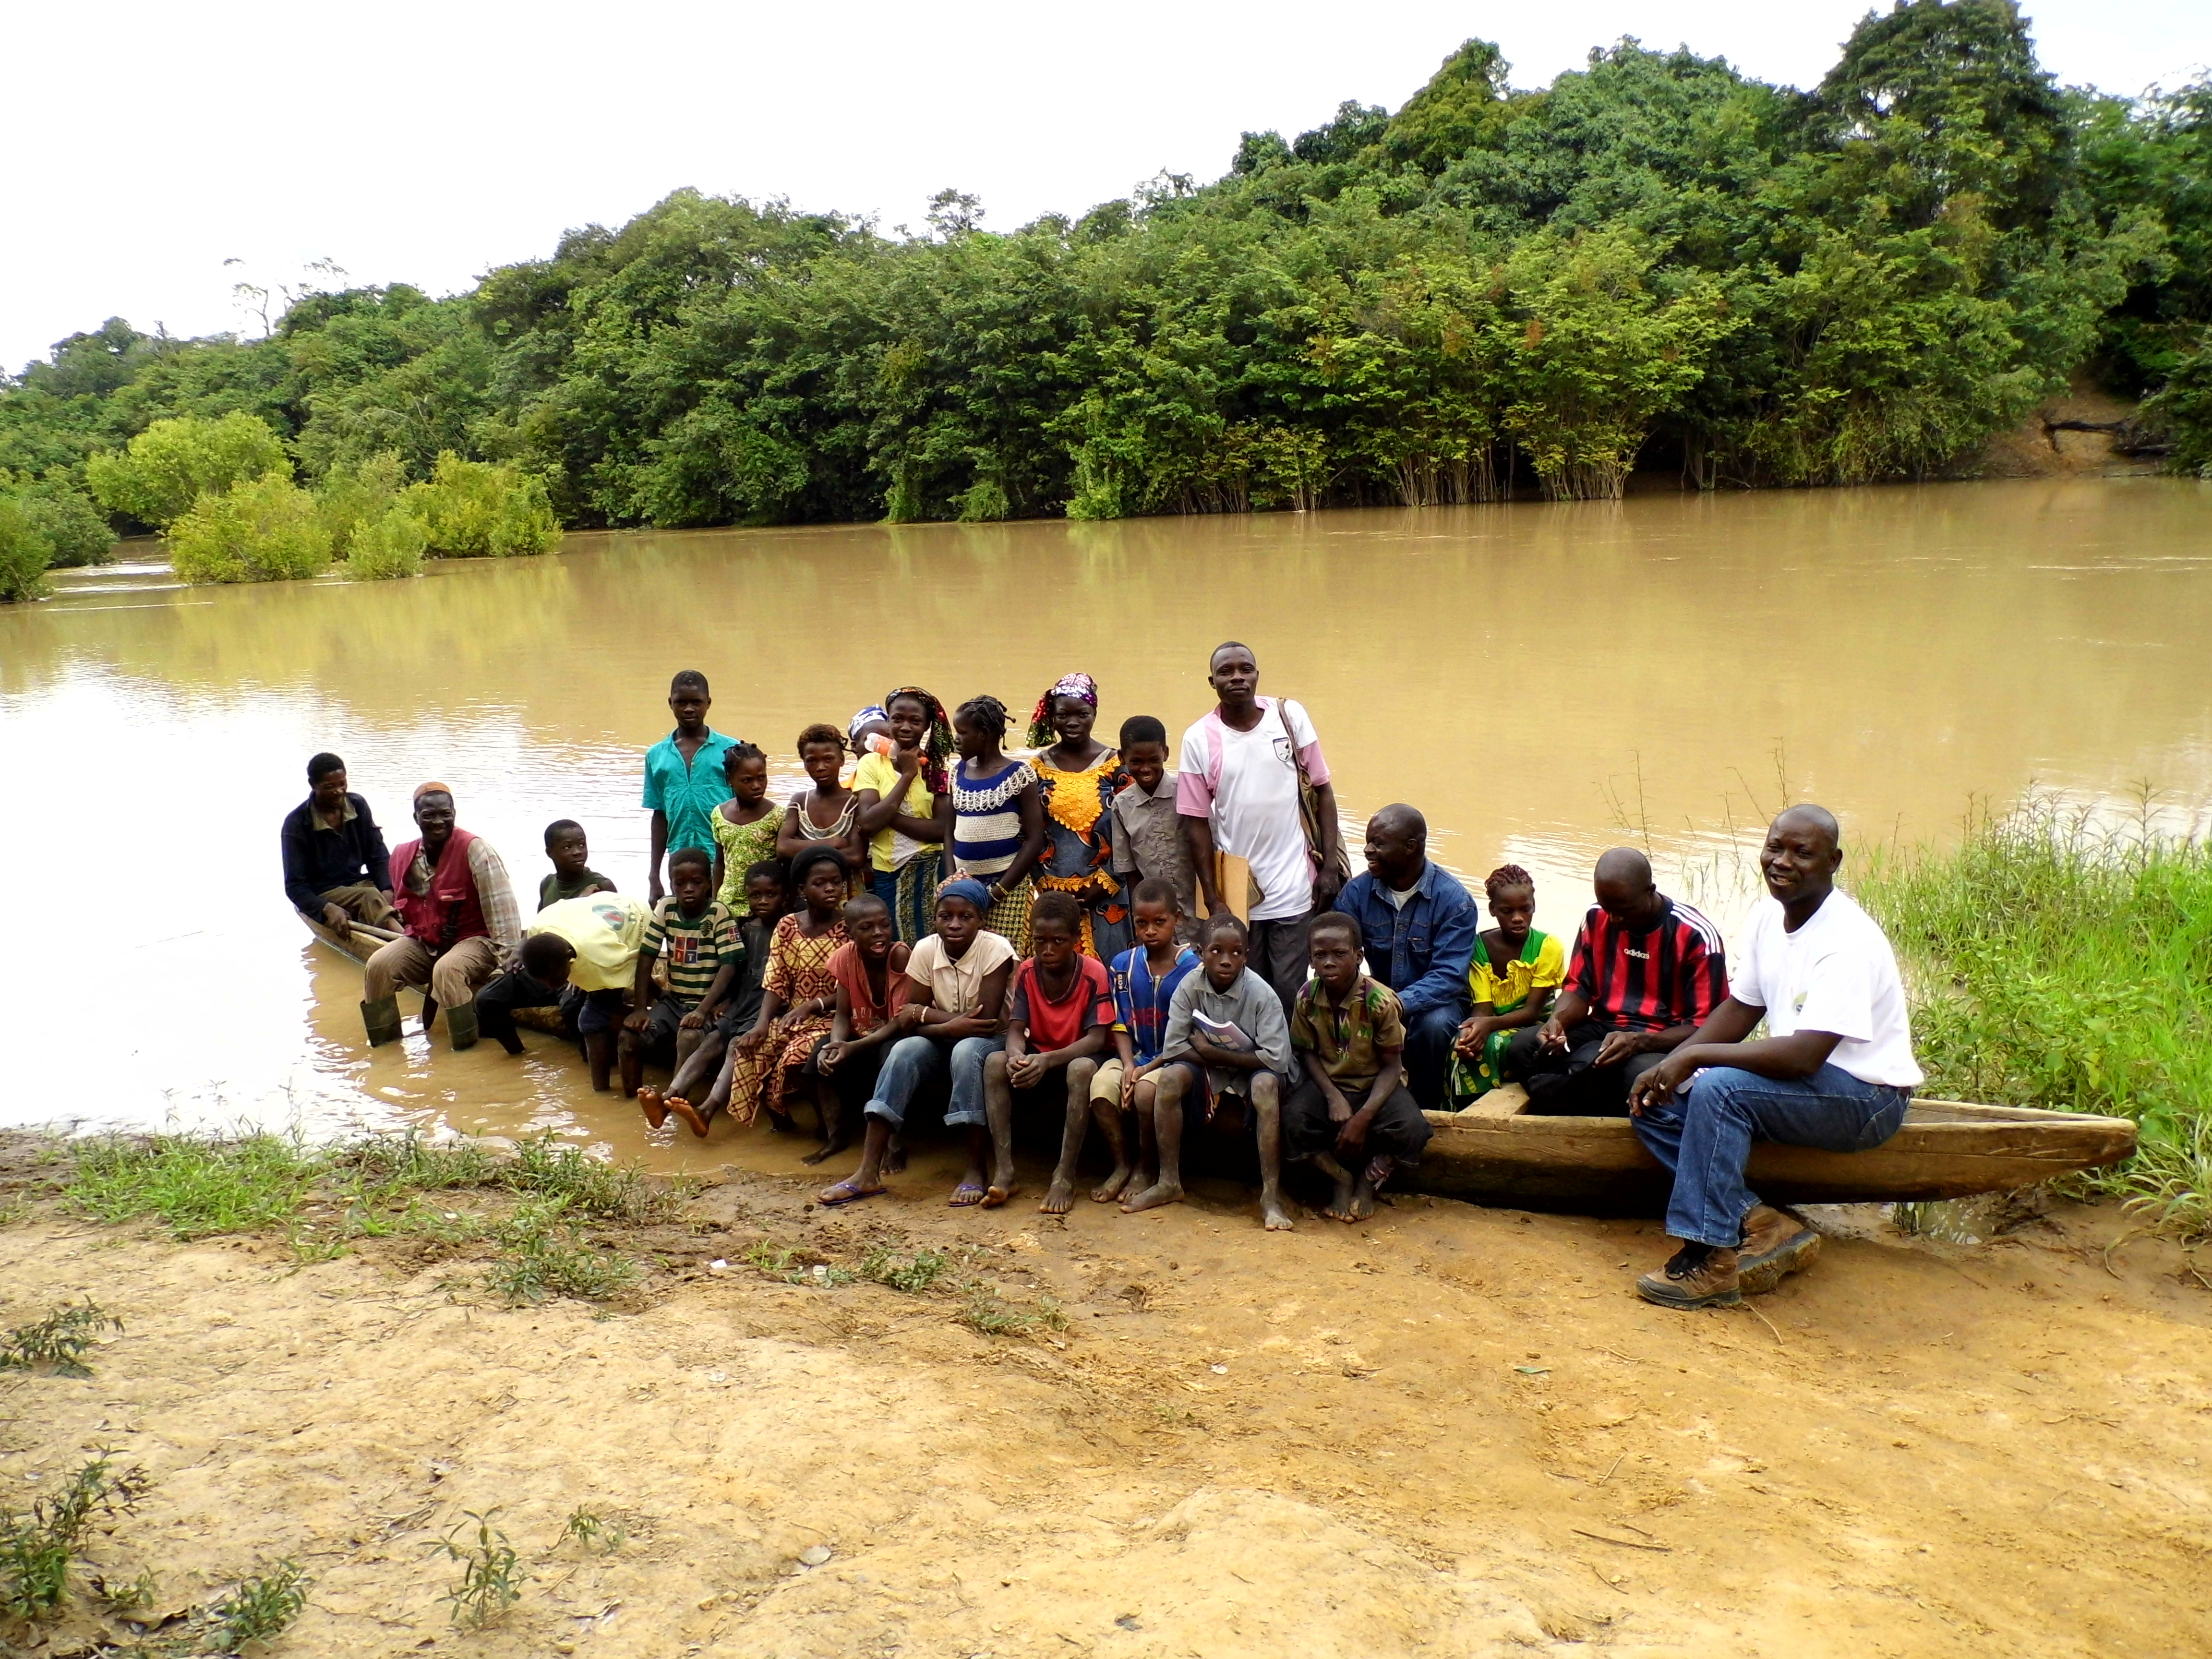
[743, 1241, 854, 1287]
[483, 1200, 638, 1305]
[0, 1300, 121, 1377]
[0, 1200, 29, 1226]
[0, 1453, 150, 1617]
[326, 1130, 497, 1200]
[957, 1284, 1069, 1339]
[502, 1136, 687, 1223]
[67, 1132, 322, 1238]
[427, 1509, 523, 1628]
[558, 1506, 625, 1554]
[212, 1556, 310, 1648]
[859, 1244, 951, 1293]
[89, 1565, 158, 1613]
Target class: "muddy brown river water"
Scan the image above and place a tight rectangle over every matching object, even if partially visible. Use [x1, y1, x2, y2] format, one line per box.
[3, 477, 2208, 1160]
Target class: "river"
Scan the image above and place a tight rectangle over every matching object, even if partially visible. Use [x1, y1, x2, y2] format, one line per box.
[2, 477, 2207, 1160]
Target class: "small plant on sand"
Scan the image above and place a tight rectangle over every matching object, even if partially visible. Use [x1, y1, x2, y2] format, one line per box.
[859, 1244, 950, 1293]
[483, 1200, 638, 1305]
[957, 1285, 1068, 1338]
[0, 1300, 121, 1376]
[212, 1556, 310, 1648]
[558, 1506, 625, 1555]
[0, 1454, 149, 1617]
[67, 1131, 322, 1239]
[742, 1242, 854, 1286]
[427, 1510, 524, 1628]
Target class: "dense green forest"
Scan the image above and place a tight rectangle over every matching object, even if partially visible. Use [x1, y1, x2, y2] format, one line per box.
[2, 0, 2208, 584]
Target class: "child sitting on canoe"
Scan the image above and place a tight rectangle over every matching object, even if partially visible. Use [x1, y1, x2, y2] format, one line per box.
[648, 858, 787, 1136]
[1090, 878, 1199, 1204]
[1445, 864, 1566, 1107]
[1125, 913, 1295, 1231]
[622, 846, 740, 1105]
[1282, 912, 1432, 1220]
[540, 819, 617, 910]
[993, 890, 1115, 1214]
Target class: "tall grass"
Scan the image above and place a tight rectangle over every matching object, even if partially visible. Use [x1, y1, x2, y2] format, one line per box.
[1859, 799, 2212, 1233]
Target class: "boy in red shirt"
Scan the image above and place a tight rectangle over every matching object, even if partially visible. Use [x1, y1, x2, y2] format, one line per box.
[983, 891, 1114, 1211]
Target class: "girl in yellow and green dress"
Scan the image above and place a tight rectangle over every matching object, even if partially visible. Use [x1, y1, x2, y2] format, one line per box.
[709, 743, 784, 913]
[1445, 864, 1567, 1107]
[1026, 671, 1131, 960]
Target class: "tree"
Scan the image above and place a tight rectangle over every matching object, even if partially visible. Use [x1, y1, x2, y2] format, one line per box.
[166, 475, 331, 583]
[0, 494, 54, 601]
[84, 412, 290, 528]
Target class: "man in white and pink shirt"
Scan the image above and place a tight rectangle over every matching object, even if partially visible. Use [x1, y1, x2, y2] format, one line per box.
[1176, 641, 1347, 1013]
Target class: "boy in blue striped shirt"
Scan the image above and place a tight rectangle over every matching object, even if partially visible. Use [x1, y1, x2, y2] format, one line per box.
[1082, 879, 1200, 1204]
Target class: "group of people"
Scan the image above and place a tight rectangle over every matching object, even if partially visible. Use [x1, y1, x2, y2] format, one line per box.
[279, 642, 1924, 1311]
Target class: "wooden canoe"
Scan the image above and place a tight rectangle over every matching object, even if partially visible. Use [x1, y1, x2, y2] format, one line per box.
[1413, 1086, 2138, 1211]
[298, 913, 568, 1035]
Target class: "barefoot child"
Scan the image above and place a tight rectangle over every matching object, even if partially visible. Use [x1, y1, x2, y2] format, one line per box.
[709, 744, 782, 914]
[622, 847, 738, 1104]
[1027, 672, 1131, 961]
[539, 820, 616, 910]
[851, 687, 955, 942]
[1284, 913, 1433, 1220]
[1090, 878, 1199, 1203]
[1125, 914, 1295, 1231]
[807, 893, 914, 1166]
[719, 849, 852, 1140]
[816, 878, 1015, 1208]
[949, 695, 1046, 950]
[653, 860, 785, 1135]
[779, 725, 870, 896]
[474, 931, 578, 1054]
[1446, 864, 1566, 1107]
[1108, 716, 1200, 946]
[644, 670, 739, 905]
[988, 891, 1114, 1213]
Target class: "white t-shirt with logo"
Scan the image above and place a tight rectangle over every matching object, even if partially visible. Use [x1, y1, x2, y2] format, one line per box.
[1731, 889, 1923, 1089]
[1174, 697, 1330, 924]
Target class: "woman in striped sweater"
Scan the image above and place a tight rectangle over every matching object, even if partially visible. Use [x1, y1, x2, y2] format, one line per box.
[948, 694, 1047, 950]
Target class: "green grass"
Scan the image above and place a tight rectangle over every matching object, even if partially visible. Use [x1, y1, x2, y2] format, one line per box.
[482, 1200, 638, 1305]
[212, 1556, 310, 1648]
[0, 1300, 120, 1377]
[858, 1245, 951, 1294]
[0, 1454, 148, 1617]
[427, 1509, 524, 1627]
[1860, 798, 2212, 1234]
[957, 1285, 1068, 1338]
[67, 1131, 323, 1238]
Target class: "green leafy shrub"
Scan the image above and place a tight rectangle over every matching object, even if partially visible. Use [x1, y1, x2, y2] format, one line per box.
[314, 451, 408, 552]
[167, 475, 333, 584]
[84, 411, 290, 528]
[0, 495, 54, 601]
[0, 1301, 121, 1376]
[13, 480, 115, 567]
[405, 452, 561, 556]
[0, 1455, 148, 1618]
[344, 505, 428, 579]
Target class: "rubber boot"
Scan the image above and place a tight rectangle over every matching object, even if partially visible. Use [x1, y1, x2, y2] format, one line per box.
[445, 999, 481, 1052]
[361, 996, 403, 1047]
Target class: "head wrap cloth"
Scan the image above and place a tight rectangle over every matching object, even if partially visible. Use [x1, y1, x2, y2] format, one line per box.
[937, 877, 993, 914]
[1026, 672, 1099, 748]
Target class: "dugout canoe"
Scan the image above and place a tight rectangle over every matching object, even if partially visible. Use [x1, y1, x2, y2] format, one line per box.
[1414, 1087, 2138, 1212]
[298, 913, 567, 1036]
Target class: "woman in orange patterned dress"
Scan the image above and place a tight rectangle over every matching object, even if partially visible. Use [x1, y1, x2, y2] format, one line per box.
[1026, 672, 1130, 961]
[718, 847, 852, 1136]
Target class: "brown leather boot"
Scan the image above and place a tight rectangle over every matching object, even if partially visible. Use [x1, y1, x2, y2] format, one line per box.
[1637, 1243, 1741, 1309]
[1737, 1204, 1821, 1295]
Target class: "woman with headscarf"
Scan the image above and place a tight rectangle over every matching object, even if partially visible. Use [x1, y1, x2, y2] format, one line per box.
[851, 686, 956, 943]
[1026, 672, 1131, 960]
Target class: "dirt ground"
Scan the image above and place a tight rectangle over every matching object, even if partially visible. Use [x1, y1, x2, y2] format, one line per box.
[3, 1129, 2209, 1658]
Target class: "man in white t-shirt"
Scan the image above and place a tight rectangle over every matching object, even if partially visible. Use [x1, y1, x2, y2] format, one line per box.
[1624, 805, 1923, 1310]
[1176, 641, 1347, 1013]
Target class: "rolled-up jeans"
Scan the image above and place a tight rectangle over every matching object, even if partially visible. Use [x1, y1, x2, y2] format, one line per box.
[1631, 1062, 1912, 1248]
[865, 1032, 1005, 1130]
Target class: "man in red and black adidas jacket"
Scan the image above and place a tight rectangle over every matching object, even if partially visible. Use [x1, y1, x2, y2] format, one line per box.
[1503, 847, 1727, 1116]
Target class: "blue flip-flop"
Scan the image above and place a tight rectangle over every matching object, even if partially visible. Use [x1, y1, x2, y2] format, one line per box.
[948, 1183, 987, 1207]
[817, 1180, 884, 1208]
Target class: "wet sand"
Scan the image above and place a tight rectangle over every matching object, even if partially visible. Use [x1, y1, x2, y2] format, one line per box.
[4, 1127, 2208, 1656]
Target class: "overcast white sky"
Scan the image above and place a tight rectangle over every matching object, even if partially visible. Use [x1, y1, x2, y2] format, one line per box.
[3, 1, 2206, 373]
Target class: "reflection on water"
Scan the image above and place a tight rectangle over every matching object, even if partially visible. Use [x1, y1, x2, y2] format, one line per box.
[2, 478, 2209, 1161]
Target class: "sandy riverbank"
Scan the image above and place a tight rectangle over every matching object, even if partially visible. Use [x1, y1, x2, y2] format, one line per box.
[2, 1130, 2208, 1657]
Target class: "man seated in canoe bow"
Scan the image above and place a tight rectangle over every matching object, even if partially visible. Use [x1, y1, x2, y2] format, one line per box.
[1624, 805, 1923, 1310]
[281, 752, 397, 938]
[359, 784, 524, 1050]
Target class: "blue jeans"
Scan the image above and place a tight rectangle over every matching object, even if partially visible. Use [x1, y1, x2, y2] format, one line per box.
[865, 1032, 1005, 1130]
[1400, 1000, 1468, 1111]
[870, 869, 900, 912]
[1632, 1063, 1912, 1247]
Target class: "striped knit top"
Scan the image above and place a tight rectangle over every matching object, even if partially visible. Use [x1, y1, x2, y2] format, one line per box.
[951, 757, 1035, 878]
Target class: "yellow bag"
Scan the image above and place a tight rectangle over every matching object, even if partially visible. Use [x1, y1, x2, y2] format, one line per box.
[529, 894, 649, 992]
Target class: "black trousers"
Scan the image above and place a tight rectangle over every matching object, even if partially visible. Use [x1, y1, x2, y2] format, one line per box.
[1502, 1020, 1669, 1117]
[474, 970, 568, 1055]
[1281, 1072, 1433, 1166]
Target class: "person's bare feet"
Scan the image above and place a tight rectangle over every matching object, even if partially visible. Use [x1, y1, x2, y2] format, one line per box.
[665, 1095, 709, 1138]
[885, 1134, 909, 1175]
[1261, 1190, 1295, 1231]
[1323, 1166, 1359, 1221]
[1121, 1179, 1183, 1214]
[980, 1179, 1022, 1210]
[1091, 1164, 1136, 1203]
[636, 1087, 668, 1130]
[800, 1135, 848, 1167]
[765, 1108, 797, 1136]
[1040, 1177, 1075, 1214]
[1342, 1176, 1376, 1222]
